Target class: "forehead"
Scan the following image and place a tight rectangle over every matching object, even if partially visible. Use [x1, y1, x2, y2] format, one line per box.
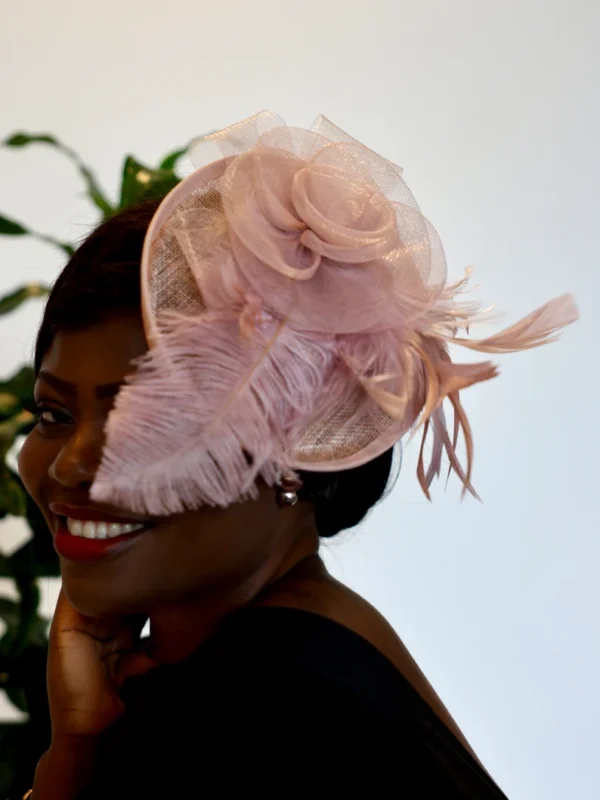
[40, 315, 148, 387]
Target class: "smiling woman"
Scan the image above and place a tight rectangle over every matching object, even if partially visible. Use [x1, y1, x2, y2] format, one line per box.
[16, 113, 577, 800]
[24, 320, 163, 584]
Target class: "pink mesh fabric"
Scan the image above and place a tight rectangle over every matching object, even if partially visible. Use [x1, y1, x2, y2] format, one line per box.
[91, 112, 579, 515]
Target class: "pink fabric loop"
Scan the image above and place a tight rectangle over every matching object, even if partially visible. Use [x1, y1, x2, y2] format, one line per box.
[291, 165, 399, 262]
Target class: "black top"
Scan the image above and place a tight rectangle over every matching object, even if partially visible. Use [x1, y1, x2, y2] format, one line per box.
[79, 607, 508, 798]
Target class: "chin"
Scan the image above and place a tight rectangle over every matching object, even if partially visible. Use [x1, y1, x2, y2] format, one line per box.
[61, 571, 147, 620]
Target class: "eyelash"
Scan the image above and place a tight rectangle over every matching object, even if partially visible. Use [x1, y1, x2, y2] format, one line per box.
[32, 404, 73, 428]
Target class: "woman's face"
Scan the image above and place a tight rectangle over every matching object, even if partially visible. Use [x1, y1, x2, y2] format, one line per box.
[18, 314, 289, 618]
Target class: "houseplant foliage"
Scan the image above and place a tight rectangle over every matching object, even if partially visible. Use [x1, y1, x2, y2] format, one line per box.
[0, 131, 187, 798]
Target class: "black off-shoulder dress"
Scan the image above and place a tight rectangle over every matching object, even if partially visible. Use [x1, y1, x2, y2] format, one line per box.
[78, 606, 509, 799]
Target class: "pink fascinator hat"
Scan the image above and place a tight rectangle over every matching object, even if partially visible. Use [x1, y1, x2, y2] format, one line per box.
[90, 111, 579, 515]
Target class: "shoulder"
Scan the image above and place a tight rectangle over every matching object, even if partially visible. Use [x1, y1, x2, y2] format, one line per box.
[256, 570, 479, 759]
[122, 606, 407, 732]
[174, 606, 406, 713]
[102, 608, 507, 799]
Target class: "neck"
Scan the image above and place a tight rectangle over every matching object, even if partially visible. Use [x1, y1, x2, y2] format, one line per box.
[147, 520, 321, 664]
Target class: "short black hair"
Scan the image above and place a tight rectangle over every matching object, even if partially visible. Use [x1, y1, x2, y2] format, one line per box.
[34, 200, 396, 538]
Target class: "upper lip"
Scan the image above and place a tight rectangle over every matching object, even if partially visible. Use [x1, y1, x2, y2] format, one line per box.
[48, 502, 153, 525]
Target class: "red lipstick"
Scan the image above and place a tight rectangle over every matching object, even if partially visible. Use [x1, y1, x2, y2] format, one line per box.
[53, 520, 148, 563]
[49, 503, 153, 564]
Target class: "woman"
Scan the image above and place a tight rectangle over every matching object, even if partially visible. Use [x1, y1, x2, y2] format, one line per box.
[18, 113, 576, 799]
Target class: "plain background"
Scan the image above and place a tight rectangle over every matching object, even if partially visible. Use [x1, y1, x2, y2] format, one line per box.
[0, 1, 598, 797]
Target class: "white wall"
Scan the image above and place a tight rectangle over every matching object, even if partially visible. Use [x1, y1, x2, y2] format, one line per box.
[0, 1, 598, 797]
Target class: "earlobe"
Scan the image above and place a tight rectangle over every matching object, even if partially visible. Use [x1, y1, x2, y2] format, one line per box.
[275, 474, 303, 508]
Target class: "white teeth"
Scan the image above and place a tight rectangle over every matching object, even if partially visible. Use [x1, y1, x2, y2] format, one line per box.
[82, 522, 96, 539]
[96, 522, 108, 539]
[66, 519, 145, 540]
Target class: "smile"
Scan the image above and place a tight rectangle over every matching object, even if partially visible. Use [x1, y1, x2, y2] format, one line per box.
[66, 518, 146, 540]
[52, 511, 154, 564]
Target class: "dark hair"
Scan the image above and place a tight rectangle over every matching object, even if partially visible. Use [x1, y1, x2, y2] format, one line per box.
[35, 200, 396, 537]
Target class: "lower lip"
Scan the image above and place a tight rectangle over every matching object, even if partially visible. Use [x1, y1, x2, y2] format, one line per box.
[53, 521, 150, 563]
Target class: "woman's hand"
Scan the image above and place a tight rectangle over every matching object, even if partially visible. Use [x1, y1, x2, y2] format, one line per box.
[47, 589, 156, 738]
[31, 591, 157, 798]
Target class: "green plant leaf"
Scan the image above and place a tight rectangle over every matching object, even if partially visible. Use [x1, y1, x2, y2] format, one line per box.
[0, 472, 27, 517]
[158, 147, 187, 171]
[0, 366, 34, 420]
[78, 164, 114, 218]
[0, 366, 35, 403]
[33, 235, 75, 257]
[4, 685, 27, 713]
[0, 215, 28, 236]
[119, 155, 180, 211]
[0, 413, 34, 469]
[0, 216, 74, 255]
[0, 284, 49, 316]
[3, 131, 114, 218]
[2, 612, 47, 657]
[0, 394, 20, 421]
[25, 498, 58, 578]
[0, 599, 20, 628]
[0, 479, 59, 578]
[0, 543, 46, 658]
[4, 132, 58, 148]
[0, 478, 27, 517]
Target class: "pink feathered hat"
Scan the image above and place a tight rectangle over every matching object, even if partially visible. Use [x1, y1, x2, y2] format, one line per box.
[90, 111, 578, 515]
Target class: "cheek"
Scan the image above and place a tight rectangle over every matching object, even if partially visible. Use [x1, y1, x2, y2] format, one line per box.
[18, 431, 54, 505]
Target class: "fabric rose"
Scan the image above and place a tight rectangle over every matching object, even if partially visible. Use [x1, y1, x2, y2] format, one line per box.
[217, 134, 441, 334]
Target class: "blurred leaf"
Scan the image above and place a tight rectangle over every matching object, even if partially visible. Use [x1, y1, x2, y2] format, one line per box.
[0, 284, 48, 316]
[25, 501, 58, 578]
[6, 524, 38, 583]
[0, 366, 35, 403]
[158, 147, 187, 171]
[3, 131, 114, 218]
[0, 722, 28, 800]
[0, 215, 28, 236]
[0, 608, 48, 658]
[0, 216, 74, 255]
[33, 235, 75, 257]
[0, 413, 33, 459]
[119, 155, 180, 210]
[78, 164, 114, 218]
[4, 132, 58, 148]
[0, 394, 20, 420]
[4, 685, 27, 712]
[0, 543, 46, 658]
[0, 472, 27, 518]
[0, 599, 20, 628]
[1, 474, 56, 578]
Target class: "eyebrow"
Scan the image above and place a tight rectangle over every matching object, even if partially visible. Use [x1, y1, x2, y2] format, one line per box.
[36, 370, 124, 401]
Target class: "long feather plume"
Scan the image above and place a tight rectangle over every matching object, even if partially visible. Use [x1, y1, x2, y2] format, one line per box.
[92, 310, 335, 515]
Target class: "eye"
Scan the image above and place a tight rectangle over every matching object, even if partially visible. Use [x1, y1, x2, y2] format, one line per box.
[34, 404, 73, 429]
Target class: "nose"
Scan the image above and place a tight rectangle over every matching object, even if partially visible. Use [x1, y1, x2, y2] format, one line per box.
[48, 422, 104, 490]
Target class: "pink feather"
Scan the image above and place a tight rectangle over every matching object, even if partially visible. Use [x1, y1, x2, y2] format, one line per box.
[92, 310, 335, 515]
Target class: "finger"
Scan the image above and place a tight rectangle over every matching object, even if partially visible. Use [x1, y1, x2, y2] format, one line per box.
[102, 647, 158, 688]
[104, 614, 149, 654]
[115, 650, 158, 687]
[54, 590, 149, 645]
[52, 589, 115, 640]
